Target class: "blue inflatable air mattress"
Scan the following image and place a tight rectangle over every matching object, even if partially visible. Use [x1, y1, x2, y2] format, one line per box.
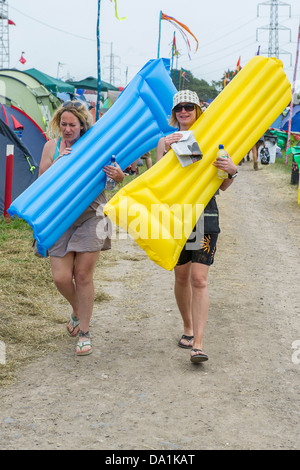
[8, 58, 177, 256]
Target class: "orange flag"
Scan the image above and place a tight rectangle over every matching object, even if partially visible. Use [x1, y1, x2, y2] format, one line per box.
[161, 12, 198, 52]
[232, 56, 242, 76]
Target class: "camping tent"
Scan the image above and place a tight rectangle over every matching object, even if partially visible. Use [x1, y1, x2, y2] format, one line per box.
[0, 119, 38, 215]
[0, 104, 47, 165]
[101, 90, 121, 112]
[0, 69, 61, 131]
[66, 76, 119, 91]
[24, 68, 75, 96]
[281, 105, 300, 133]
[270, 113, 284, 129]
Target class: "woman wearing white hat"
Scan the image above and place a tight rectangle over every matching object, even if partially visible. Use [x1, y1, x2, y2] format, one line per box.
[156, 90, 238, 363]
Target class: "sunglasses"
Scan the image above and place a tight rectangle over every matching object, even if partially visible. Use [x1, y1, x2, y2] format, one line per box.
[173, 103, 195, 113]
[62, 100, 83, 109]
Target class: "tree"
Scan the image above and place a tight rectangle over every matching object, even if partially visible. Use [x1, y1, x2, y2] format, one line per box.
[171, 68, 219, 101]
[212, 69, 237, 92]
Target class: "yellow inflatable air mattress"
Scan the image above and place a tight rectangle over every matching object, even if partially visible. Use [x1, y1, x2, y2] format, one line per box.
[104, 56, 292, 270]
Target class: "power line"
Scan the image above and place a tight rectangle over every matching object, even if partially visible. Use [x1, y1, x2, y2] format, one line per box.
[10, 5, 110, 44]
[182, 35, 257, 65]
[197, 17, 258, 51]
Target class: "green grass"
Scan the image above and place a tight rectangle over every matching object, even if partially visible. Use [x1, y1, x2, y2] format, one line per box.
[0, 218, 66, 385]
[0, 217, 32, 242]
[273, 150, 293, 173]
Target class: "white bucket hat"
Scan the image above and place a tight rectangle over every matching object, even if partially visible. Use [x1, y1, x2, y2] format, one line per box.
[172, 90, 201, 110]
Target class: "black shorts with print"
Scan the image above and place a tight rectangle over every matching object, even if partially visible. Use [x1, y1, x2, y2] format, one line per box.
[176, 233, 218, 266]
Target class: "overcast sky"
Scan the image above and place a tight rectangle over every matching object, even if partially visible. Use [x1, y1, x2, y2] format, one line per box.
[7, 0, 300, 88]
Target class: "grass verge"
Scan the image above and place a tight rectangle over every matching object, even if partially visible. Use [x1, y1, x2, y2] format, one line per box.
[0, 155, 154, 386]
[0, 217, 67, 386]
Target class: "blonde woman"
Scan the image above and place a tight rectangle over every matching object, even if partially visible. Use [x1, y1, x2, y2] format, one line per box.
[157, 90, 238, 363]
[39, 101, 124, 356]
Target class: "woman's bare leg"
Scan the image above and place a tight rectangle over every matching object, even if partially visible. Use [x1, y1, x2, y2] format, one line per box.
[174, 263, 193, 344]
[190, 263, 210, 355]
[50, 253, 80, 334]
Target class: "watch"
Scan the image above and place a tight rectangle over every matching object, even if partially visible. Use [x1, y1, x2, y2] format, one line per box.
[228, 170, 238, 179]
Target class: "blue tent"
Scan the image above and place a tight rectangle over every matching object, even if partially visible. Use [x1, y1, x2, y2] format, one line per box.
[0, 104, 47, 165]
[0, 119, 38, 215]
[281, 105, 300, 133]
[270, 113, 283, 129]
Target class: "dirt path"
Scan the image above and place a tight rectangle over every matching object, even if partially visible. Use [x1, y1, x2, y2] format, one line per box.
[0, 160, 299, 450]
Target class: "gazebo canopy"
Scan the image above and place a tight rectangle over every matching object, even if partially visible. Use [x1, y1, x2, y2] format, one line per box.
[66, 76, 118, 92]
[24, 68, 75, 95]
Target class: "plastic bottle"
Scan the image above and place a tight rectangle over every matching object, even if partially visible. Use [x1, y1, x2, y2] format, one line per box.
[217, 144, 228, 180]
[105, 155, 116, 190]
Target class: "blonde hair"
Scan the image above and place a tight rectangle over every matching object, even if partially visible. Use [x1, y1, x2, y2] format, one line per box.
[47, 101, 93, 139]
[169, 104, 202, 128]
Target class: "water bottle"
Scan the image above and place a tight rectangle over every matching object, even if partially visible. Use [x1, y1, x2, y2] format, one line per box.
[217, 144, 228, 180]
[105, 155, 116, 190]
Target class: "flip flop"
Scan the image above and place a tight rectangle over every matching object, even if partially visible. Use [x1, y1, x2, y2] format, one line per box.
[67, 314, 80, 337]
[76, 339, 93, 356]
[190, 348, 208, 363]
[76, 330, 92, 356]
[178, 334, 194, 349]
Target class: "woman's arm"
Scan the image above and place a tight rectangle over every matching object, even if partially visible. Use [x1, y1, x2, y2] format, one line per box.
[156, 137, 166, 162]
[38, 140, 56, 176]
[39, 140, 72, 176]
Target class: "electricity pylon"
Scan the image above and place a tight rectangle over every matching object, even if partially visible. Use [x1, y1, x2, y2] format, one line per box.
[256, 0, 292, 65]
[0, 0, 10, 68]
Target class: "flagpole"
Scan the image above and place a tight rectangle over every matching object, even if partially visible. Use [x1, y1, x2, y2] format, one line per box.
[96, 0, 102, 122]
[285, 20, 300, 162]
[170, 31, 175, 77]
[57, 62, 62, 79]
[181, 68, 185, 90]
[157, 10, 162, 58]
[175, 51, 178, 89]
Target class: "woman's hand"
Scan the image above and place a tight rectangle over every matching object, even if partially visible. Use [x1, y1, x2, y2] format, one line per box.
[213, 153, 238, 191]
[103, 162, 124, 183]
[164, 132, 183, 152]
[156, 132, 184, 162]
[57, 147, 72, 160]
[212, 153, 237, 176]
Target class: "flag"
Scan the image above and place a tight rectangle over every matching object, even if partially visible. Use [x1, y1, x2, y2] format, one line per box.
[232, 56, 242, 76]
[161, 12, 198, 58]
[19, 52, 26, 64]
[223, 72, 230, 88]
[109, 0, 127, 21]
[8, 19, 16, 25]
[181, 68, 191, 81]
[171, 34, 179, 57]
